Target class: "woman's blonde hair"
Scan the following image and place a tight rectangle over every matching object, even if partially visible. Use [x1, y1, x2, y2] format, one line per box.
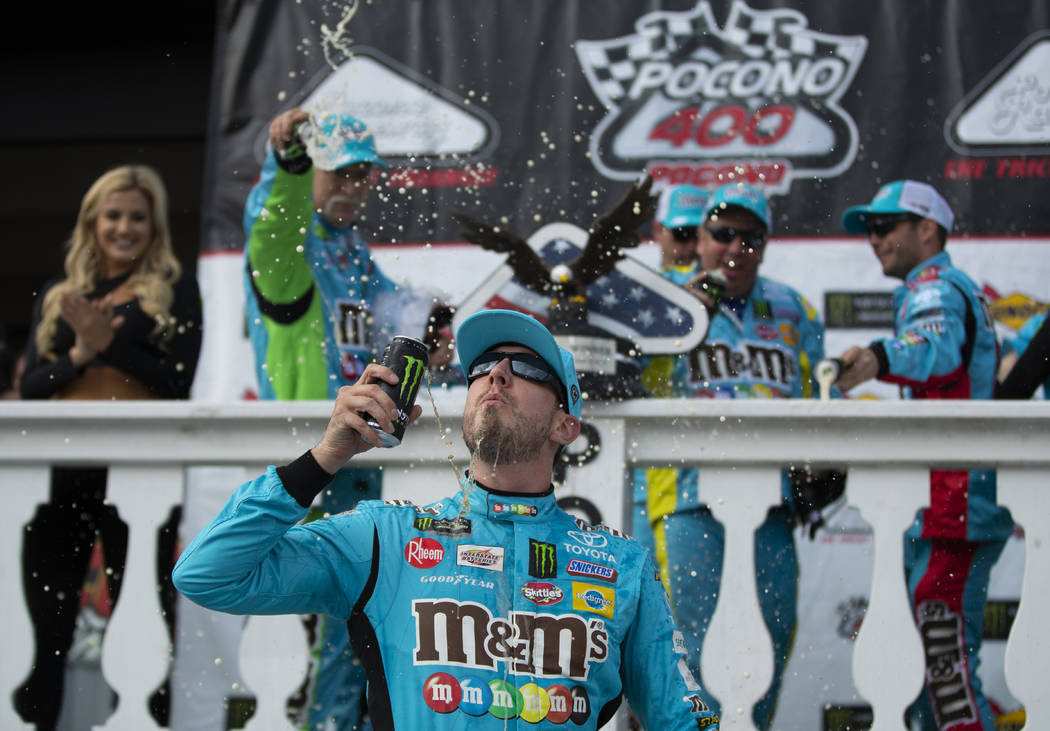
[36, 165, 183, 360]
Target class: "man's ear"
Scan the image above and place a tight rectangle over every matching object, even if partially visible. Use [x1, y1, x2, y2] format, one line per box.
[917, 217, 942, 251]
[550, 412, 581, 447]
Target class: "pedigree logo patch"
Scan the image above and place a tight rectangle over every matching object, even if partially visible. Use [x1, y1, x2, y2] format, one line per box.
[405, 537, 445, 569]
[571, 582, 615, 618]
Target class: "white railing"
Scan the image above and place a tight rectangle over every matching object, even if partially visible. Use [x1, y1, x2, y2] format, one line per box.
[1, 396, 1047, 730]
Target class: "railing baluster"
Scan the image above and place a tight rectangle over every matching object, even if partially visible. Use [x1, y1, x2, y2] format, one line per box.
[849, 467, 928, 731]
[239, 613, 308, 731]
[999, 466, 1047, 727]
[0, 466, 49, 730]
[701, 466, 781, 730]
[97, 465, 182, 731]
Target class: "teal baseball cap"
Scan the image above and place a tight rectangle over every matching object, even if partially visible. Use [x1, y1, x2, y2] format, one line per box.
[842, 180, 954, 234]
[705, 182, 772, 232]
[656, 185, 710, 228]
[456, 309, 582, 419]
[306, 114, 387, 172]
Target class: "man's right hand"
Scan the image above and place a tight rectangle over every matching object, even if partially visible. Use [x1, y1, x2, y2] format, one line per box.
[269, 108, 311, 154]
[310, 364, 423, 474]
[684, 270, 721, 315]
[835, 345, 879, 392]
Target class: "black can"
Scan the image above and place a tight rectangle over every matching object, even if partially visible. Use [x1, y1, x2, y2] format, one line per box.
[694, 269, 727, 308]
[365, 336, 429, 447]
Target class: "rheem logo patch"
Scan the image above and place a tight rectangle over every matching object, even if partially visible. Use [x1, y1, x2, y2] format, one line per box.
[404, 537, 444, 569]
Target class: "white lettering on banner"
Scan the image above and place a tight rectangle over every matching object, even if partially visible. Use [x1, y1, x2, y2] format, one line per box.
[626, 58, 847, 102]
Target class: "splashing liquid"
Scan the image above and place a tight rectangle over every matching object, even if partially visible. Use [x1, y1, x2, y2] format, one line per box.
[422, 370, 476, 516]
[320, 0, 359, 71]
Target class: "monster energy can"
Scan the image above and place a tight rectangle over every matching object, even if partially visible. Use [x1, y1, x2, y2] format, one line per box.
[365, 336, 429, 447]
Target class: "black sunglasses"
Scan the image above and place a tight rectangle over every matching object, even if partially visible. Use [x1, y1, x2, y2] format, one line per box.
[670, 226, 699, 243]
[866, 213, 922, 238]
[467, 350, 560, 387]
[468, 351, 570, 413]
[705, 226, 767, 249]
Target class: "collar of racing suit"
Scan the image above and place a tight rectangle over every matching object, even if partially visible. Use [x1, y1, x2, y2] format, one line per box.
[459, 473, 560, 523]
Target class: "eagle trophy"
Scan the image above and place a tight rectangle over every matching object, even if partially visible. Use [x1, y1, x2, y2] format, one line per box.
[452, 176, 656, 400]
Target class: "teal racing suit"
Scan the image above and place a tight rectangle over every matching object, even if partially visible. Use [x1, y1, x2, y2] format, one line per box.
[243, 149, 398, 729]
[632, 268, 826, 729]
[869, 252, 1013, 731]
[173, 452, 721, 730]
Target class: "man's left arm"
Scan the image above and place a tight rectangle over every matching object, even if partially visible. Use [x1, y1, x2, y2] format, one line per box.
[837, 279, 969, 392]
[172, 455, 376, 617]
[174, 363, 421, 613]
[875, 278, 971, 389]
[621, 554, 720, 729]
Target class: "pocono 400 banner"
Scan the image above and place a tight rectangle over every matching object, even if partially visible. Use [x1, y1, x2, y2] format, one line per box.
[185, 1, 1048, 728]
[195, 0, 1050, 403]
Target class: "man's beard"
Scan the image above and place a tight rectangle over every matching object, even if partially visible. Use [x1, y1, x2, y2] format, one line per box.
[463, 402, 554, 468]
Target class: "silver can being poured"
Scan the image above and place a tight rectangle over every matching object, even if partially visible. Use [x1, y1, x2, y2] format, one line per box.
[363, 336, 429, 447]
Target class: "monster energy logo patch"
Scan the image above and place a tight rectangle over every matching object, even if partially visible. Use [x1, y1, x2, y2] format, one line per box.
[400, 355, 427, 401]
[528, 539, 558, 579]
[413, 516, 472, 537]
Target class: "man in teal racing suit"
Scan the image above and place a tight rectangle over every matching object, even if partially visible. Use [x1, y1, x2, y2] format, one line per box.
[834, 180, 1013, 731]
[174, 308, 720, 730]
[633, 182, 832, 729]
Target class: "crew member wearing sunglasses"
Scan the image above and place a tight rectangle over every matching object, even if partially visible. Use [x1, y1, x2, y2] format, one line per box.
[834, 180, 1011, 731]
[636, 181, 831, 729]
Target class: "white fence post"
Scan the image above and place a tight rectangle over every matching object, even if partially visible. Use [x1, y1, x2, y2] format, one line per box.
[999, 466, 1049, 729]
[0, 466, 48, 731]
[701, 466, 781, 730]
[849, 467, 928, 731]
[97, 465, 183, 731]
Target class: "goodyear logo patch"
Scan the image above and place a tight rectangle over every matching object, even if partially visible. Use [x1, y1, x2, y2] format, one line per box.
[571, 582, 615, 618]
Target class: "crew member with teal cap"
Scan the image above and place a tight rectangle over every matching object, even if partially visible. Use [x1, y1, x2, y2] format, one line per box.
[237, 106, 438, 731]
[637, 180, 832, 729]
[834, 179, 1011, 731]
